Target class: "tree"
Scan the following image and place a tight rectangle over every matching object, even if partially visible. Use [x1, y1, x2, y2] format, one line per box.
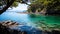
[28, 0, 60, 15]
[0, 0, 15, 14]
[0, 0, 29, 14]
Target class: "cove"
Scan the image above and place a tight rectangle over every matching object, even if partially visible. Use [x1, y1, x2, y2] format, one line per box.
[0, 3, 60, 34]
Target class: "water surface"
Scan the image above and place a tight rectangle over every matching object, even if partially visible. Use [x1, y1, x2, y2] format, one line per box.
[0, 3, 60, 34]
[0, 11, 60, 28]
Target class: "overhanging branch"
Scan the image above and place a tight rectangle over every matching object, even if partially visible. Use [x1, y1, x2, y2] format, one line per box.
[0, 0, 15, 14]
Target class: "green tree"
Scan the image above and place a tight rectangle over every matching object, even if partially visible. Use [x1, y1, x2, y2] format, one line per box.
[28, 0, 60, 15]
[0, 0, 29, 14]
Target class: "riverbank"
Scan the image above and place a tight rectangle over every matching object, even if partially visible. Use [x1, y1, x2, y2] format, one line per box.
[17, 11, 60, 16]
[0, 21, 27, 34]
[0, 20, 60, 34]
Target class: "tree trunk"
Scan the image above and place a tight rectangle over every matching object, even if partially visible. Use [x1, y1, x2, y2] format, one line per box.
[0, 0, 15, 14]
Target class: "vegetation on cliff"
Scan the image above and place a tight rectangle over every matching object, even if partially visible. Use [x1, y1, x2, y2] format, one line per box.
[28, 0, 60, 15]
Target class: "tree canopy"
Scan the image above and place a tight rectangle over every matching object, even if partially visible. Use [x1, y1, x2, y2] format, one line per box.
[0, 0, 60, 15]
[0, 0, 29, 14]
[28, 0, 60, 15]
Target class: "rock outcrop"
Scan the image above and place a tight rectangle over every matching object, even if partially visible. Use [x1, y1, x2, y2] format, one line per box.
[0, 20, 27, 34]
[0, 20, 60, 34]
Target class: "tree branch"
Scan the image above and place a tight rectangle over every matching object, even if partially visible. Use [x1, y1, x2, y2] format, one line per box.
[0, 0, 15, 14]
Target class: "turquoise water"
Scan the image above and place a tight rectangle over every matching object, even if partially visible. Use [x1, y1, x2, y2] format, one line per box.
[0, 3, 60, 34]
[0, 11, 60, 28]
[0, 11, 60, 34]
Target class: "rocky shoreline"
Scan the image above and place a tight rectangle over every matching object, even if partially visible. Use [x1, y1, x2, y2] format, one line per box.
[0, 24, 27, 34]
[0, 20, 60, 34]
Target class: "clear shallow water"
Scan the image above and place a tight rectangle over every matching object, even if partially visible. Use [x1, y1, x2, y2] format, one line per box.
[0, 11, 60, 28]
[0, 3, 60, 34]
[0, 11, 60, 34]
[0, 11, 43, 34]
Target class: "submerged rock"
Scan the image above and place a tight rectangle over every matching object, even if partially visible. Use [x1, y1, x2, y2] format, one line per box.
[51, 30, 60, 34]
[1, 20, 20, 28]
[0, 23, 27, 34]
[0, 20, 60, 34]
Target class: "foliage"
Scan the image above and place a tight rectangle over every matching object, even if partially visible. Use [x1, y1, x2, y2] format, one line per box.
[0, 0, 29, 7]
[0, 0, 30, 14]
[11, 2, 18, 7]
[11, 0, 28, 7]
[28, 0, 60, 14]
